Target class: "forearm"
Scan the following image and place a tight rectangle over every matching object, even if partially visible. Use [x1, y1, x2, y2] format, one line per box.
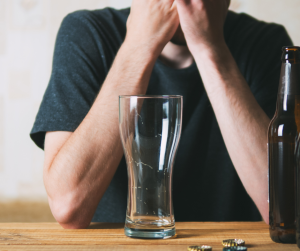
[44, 41, 157, 228]
[193, 44, 270, 222]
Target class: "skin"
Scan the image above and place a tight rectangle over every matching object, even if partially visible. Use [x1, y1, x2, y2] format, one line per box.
[44, 0, 269, 229]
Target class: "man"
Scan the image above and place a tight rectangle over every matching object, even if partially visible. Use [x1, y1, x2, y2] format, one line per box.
[30, 0, 292, 229]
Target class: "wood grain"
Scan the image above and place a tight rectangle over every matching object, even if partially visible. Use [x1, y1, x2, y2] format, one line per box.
[0, 222, 298, 250]
[0, 202, 55, 222]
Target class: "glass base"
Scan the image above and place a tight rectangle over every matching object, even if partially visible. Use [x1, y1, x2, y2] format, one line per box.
[124, 227, 175, 239]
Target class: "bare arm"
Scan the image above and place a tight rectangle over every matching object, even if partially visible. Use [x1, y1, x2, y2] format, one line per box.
[176, 0, 269, 223]
[194, 45, 270, 223]
[44, 0, 179, 229]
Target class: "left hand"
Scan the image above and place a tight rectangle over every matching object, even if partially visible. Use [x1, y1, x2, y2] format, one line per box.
[176, 0, 230, 53]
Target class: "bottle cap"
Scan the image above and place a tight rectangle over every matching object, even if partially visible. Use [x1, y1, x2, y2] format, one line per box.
[282, 46, 300, 63]
[223, 247, 247, 251]
[188, 245, 212, 251]
[222, 239, 245, 247]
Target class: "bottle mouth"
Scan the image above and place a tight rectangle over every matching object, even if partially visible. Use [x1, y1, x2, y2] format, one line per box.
[282, 46, 300, 52]
[282, 46, 300, 63]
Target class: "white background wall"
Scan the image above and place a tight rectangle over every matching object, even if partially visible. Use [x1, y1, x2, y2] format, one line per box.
[0, 0, 299, 201]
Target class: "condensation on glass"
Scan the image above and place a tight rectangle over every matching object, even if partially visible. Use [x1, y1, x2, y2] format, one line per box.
[269, 46, 300, 244]
[119, 95, 182, 239]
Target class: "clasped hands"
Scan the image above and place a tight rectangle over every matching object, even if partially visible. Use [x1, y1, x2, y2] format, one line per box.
[126, 0, 230, 57]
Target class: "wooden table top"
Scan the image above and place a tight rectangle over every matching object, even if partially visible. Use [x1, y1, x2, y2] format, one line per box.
[0, 222, 298, 250]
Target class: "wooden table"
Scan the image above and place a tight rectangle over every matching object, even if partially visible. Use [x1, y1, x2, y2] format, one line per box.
[0, 222, 298, 250]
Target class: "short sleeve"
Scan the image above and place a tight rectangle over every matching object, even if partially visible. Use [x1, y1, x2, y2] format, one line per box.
[225, 11, 293, 118]
[249, 25, 293, 119]
[225, 12, 293, 119]
[30, 10, 125, 149]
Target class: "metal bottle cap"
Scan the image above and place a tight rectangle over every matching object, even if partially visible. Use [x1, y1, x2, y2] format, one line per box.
[222, 239, 245, 247]
[188, 245, 212, 251]
[223, 247, 247, 251]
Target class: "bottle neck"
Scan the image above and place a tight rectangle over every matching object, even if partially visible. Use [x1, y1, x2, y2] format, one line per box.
[278, 63, 300, 96]
[276, 61, 300, 115]
[276, 94, 300, 115]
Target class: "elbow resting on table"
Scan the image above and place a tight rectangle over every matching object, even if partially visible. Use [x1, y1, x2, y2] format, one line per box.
[49, 197, 91, 229]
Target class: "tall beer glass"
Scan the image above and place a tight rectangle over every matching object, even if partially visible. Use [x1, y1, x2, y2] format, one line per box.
[119, 95, 182, 239]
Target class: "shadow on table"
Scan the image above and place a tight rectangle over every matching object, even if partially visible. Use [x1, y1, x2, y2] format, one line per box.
[176, 234, 201, 239]
[88, 223, 124, 229]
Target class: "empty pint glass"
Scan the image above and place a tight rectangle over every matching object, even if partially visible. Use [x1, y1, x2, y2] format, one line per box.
[119, 95, 183, 239]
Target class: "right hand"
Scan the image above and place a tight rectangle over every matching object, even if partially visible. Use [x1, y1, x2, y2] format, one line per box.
[176, 0, 229, 54]
[126, 0, 179, 56]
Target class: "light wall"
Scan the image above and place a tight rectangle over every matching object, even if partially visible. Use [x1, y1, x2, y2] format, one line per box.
[0, 0, 299, 201]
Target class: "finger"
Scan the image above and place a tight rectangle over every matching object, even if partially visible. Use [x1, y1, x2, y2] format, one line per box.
[175, 0, 193, 15]
[176, 0, 192, 6]
[171, 0, 176, 9]
[165, 0, 177, 9]
[175, 0, 193, 13]
[171, 1, 177, 11]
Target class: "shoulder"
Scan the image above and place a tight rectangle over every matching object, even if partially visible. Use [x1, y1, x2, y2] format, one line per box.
[225, 11, 293, 81]
[59, 8, 130, 42]
[63, 8, 130, 26]
[226, 11, 290, 37]
[55, 8, 130, 72]
[224, 11, 293, 111]
[225, 11, 292, 48]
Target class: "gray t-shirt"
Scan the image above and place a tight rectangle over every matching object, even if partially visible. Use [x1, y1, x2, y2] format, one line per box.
[30, 8, 293, 222]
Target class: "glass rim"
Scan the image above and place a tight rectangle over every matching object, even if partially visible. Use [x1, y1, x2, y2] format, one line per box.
[119, 95, 182, 99]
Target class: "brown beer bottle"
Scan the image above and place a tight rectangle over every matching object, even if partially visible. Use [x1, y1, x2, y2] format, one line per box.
[296, 123, 300, 248]
[268, 46, 300, 244]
